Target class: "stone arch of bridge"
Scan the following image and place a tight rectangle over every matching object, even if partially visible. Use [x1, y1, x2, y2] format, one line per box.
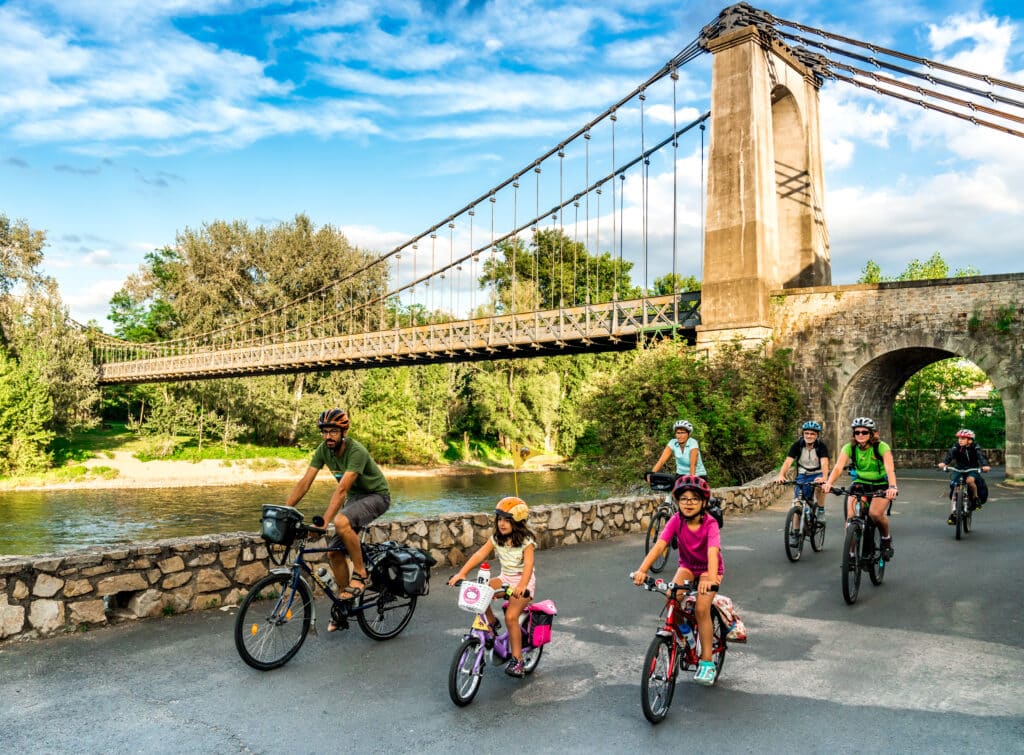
[824, 333, 1019, 477]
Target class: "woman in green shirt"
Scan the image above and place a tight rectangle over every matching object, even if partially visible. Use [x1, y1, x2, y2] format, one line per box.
[823, 417, 898, 560]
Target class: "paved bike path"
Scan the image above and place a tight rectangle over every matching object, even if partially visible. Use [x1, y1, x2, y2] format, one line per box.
[2, 470, 1022, 753]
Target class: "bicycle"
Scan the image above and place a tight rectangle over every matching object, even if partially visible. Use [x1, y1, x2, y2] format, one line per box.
[827, 486, 891, 605]
[644, 472, 678, 573]
[447, 580, 557, 706]
[943, 466, 981, 541]
[234, 512, 418, 671]
[782, 480, 826, 562]
[631, 574, 727, 724]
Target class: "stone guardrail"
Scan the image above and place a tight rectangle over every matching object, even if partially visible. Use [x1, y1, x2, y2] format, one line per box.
[892, 448, 1004, 468]
[0, 481, 782, 642]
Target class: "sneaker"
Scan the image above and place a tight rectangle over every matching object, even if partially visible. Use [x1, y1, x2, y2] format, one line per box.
[505, 657, 525, 678]
[881, 538, 894, 560]
[816, 506, 825, 519]
[694, 660, 717, 686]
[947, 514, 956, 526]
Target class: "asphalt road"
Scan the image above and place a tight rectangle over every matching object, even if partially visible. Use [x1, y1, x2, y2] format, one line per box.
[2, 470, 1022, 754]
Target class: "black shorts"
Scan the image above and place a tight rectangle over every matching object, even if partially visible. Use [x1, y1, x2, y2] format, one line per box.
[327, 492, 390, 551]
[850, 482, 889, 499]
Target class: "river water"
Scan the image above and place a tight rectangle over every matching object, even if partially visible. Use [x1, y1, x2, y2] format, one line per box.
[0, 469, 600, 557]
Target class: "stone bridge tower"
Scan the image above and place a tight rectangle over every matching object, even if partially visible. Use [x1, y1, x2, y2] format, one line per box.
[698, 13, 830, 347]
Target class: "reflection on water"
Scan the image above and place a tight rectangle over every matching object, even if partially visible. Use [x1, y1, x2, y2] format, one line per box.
[0, 470, 599, 556]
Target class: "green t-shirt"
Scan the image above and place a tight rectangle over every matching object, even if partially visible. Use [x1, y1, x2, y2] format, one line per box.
[842, 440, 891, 483]
[310, 438, 389, 496]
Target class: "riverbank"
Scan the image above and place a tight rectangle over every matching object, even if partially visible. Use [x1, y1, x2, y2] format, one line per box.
[0, 451, 566, 492]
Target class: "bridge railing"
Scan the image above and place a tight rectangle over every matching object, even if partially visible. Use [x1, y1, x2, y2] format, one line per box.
[95, 294, 700, 383]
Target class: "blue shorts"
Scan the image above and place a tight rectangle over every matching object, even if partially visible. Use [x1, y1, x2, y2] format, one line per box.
[793, 472, 820, 502]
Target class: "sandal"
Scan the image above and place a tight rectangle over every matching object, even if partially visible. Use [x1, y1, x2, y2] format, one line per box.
[337, 571, 368, 601]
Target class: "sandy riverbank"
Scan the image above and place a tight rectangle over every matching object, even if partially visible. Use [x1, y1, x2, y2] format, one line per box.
[1, 451, 563, 492]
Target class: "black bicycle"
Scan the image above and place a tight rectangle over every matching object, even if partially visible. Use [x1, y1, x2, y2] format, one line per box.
[828, 486, 891, 605]
[782, 480, 825, 562]
[234, 507, 419, 670]
[644, 473, 678, 573]
[944, 466, 981, 541]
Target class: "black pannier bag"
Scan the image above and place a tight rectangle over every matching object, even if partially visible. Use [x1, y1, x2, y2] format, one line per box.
[648, 472, 677, 492]
[260, 504, 304, 546]
[371, 543, 438, 597]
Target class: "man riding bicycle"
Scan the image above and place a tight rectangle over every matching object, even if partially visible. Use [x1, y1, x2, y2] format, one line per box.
[823, 417, 898, 560]
[939, 429, 991, 525]
[284, 408, 390, 614]
[777, 420, 830, 520]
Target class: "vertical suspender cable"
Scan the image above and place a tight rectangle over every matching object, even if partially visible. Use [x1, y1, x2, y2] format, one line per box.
[611, 110, 618, 303]
[640, 91, 648, 297]
[671, 69, 679, 307]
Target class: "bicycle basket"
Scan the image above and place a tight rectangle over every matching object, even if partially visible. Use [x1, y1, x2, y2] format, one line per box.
[457, 581, 495, 613]
[648, 472, 677, 492]
[260, 504, 304, 546]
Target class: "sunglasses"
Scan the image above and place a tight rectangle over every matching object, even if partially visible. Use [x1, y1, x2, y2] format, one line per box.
[853, 430, 871, 436]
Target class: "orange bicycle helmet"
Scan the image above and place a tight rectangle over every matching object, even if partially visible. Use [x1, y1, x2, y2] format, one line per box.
[495, 496, 529, 522]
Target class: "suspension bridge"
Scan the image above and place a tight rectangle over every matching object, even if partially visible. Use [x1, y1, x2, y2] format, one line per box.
[88, 4, 1024, 476]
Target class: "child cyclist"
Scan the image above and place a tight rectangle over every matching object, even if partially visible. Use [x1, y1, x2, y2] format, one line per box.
[448, 496, 536, 678]
[633, 475, 723, 686]
[939, 429, 992, 524]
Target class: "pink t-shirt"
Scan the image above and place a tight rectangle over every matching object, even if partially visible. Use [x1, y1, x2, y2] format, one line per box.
[659, 512, 724, 575]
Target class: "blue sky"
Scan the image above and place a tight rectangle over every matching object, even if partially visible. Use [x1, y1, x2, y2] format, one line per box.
[1, 0, 1022, 329]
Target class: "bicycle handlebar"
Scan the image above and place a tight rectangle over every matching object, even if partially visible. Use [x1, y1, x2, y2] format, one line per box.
[628, 573, 719, 594]
[449, 579, 531, 600]
[781, 479, 823, 486]
[941, 466, 981, 474]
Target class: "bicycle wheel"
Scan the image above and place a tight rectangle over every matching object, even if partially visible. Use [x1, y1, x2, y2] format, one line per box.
[234, 573, 312, 671]
[841, 523, 862, 605]
[520, 617, 544, 674]
[640, 635, 677, 724]
[646, 507, 672, 574]
[448, 636, 484, 707]
[784, 504, 804, 562]
[963, 494, 973, 533]
[810, 511, 826, 552]
[356, 585, 417, 640]
[867, 524, 886, 586]
[954, 487, 965, 540]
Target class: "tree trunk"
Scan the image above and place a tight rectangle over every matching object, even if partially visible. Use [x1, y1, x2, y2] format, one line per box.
[289, 374, 305, 443]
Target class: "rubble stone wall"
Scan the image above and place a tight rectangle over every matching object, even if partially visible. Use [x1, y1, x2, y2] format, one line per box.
[0, 480, 781, 642]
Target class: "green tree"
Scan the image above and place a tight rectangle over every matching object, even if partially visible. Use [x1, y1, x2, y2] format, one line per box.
[0, 344, 55, 474]
[652, 273, 700, 295]
[857, 252, 980, 283]
[893, 359, 1002, 447]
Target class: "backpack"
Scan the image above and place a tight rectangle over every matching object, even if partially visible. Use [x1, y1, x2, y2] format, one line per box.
[707, 498, 725, 529]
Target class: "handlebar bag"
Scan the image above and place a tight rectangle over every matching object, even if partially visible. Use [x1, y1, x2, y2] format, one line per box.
[260, 504, 304, 546]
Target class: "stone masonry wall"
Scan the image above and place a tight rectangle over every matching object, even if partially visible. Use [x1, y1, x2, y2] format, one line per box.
[0, 481, 781, 643]
[893, 448, 1004, 468]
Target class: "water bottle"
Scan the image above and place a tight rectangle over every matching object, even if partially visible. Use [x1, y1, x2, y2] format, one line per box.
[679, 622, 695, 648]
[317, 566, 337, 591]
[477, 562, 491, 584]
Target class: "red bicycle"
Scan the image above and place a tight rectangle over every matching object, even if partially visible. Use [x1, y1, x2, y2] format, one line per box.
[632, 574, 728, 724]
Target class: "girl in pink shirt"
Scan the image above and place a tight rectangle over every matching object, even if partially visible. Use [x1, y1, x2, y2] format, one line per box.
[634, 474, 723, 685]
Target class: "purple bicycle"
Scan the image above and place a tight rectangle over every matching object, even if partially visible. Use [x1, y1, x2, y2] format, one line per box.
[447, 580, 557, 706]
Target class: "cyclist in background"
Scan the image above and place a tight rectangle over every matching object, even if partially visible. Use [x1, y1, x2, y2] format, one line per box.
[939, 429, 991, 525]
[777, 421, 831, 519]
[823, 417, 898, 560]
[284, 408, 391, 618]
[650, 420, 707, 480]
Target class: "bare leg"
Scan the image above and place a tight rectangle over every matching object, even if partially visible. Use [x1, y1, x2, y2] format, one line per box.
[333, 513, 366, 598]
[504, 596, 530, 659]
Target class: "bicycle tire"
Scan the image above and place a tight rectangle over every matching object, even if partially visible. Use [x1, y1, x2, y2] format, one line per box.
[784, 504, 804, 562]
[963, 493, 973, 533]
[955, 487, 965, 540]
[355, 586, 417, 640]
[810, 512, 826, 552]
[234, 572, 312, 671]
[646, 507, 672, 574]
[640, 635, 676, 724]
[520, 616, 544, 674]
[867, 524, 885, 586]
[841, 523, 862, 605]
[448, 636, 484, 706]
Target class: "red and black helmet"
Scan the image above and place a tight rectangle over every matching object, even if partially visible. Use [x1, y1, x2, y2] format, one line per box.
[671, 474, 711, 501]
[317, 408, 350, 432]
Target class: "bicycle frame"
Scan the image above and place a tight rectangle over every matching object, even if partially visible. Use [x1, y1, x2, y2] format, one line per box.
[649, 580, 721, 671]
